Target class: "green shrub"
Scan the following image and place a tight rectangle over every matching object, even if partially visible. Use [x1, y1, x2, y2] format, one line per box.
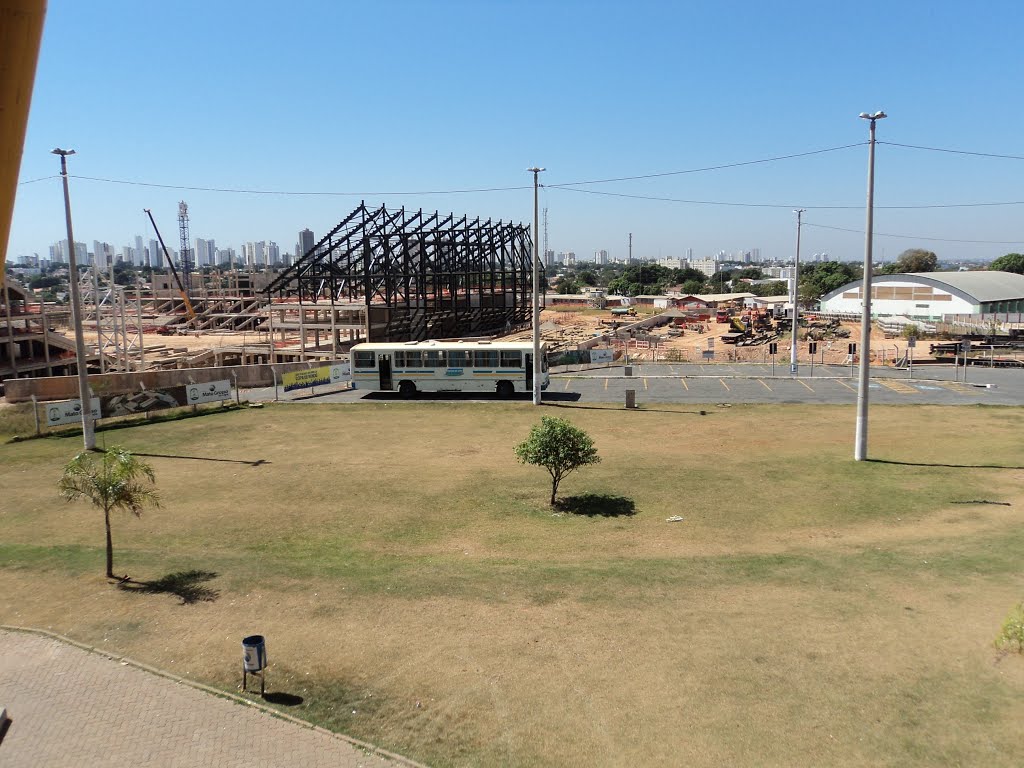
[995, 603, 1024, 653]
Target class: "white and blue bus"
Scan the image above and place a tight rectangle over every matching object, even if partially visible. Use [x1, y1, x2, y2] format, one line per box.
[350, 340, 549, 397]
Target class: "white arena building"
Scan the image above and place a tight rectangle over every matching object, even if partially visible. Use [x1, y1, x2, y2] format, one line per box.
[818, 271, 1024, 319]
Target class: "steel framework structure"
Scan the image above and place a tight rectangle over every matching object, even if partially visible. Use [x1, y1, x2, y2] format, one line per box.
[266, 202, 541, 342]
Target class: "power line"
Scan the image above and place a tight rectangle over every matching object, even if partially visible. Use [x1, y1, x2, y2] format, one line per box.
[44, 143, 864, 197]
[879, 141, 1024, 161]
[549, 185, 1024, 210]
[552, 143, 867, 186]
[805, 222, 1024, 245]
[67, 174, 533, 196]
[16, 174, 59, 185]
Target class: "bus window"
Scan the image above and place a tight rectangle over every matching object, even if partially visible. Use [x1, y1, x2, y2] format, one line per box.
[424, 350, 445, 368]
[354, 351, 377, 369]
[404, 351, 422, 367]
[500, 350, 522, 368]
[473, 350, 499, 368]
[448, 350, 470, 368]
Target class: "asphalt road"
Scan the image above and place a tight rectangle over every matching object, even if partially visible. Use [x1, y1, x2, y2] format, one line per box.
[244, 363, 1024, 406]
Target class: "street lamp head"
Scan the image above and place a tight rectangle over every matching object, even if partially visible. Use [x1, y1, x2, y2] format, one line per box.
[858, 111, 886, 120]
[51, 148, 76, 156]
[526, 167, 545, 173]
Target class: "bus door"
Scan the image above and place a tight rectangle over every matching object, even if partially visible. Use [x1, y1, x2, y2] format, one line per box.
[379, 354, 393, 390]
[525, 353, 533, 390]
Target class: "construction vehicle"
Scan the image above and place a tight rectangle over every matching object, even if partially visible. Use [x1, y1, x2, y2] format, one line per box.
[715, 308, 731, 323]
[610, 306, 637, 317]
[144, 208, 196, 323]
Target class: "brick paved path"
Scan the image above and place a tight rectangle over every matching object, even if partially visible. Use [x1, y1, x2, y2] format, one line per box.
[0, 629, 411, 767]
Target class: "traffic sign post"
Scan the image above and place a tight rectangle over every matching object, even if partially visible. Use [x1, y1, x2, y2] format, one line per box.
[907, 336, 916, 379]
[808, 341, 818, 377]
[769, 341, 778, 376]
[848, 342, 856, 377]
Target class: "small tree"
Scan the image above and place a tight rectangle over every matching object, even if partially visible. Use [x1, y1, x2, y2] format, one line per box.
[515, 416, 600, 505]
[58, 446, 160, 580]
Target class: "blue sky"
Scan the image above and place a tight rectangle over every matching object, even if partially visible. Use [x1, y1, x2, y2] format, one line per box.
[9, 0, 1024, 264]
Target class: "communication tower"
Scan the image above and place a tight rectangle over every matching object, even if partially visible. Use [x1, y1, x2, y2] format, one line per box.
[178, 201, 192, 294]
[542, 207, 548, 264]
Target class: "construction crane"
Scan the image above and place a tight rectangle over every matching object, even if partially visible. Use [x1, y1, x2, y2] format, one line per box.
[144, 208, 196, 322]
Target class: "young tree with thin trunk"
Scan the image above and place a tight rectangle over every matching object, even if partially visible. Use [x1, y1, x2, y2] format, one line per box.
[515, 416, 600, 505]
[58, 446, 160, 580]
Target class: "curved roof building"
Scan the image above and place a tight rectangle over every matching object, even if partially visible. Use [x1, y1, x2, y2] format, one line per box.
[818, 271, 1024, 319]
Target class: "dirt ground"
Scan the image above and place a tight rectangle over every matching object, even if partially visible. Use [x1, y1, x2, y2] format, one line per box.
[513, 308, 918, 365]
[72, 308, 919, 367]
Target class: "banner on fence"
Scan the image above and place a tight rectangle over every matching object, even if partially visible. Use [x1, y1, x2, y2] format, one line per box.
[186, 380, 232, 404]
[282, 363, 350, 392]
[45, 398, 102, 427]
[590, 348, 614, 363]
[101, 388, 187, 417]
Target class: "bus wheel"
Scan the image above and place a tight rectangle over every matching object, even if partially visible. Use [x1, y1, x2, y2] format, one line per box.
[399, 381, 417, 398]
[497, 381, 514, 398]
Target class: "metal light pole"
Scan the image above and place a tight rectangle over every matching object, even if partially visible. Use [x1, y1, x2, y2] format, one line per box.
[854, 111, 885, 461]
[527, 167, 545, 405]
[53, 148, 96, 450]
[790, 209, 805, 375]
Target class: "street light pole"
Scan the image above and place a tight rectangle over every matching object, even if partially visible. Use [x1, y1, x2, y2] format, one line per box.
[855, 111, 885, 461]
[790, 209, 805, 375]
[53, 148, 95, 450]
[527, 167, 545, 406]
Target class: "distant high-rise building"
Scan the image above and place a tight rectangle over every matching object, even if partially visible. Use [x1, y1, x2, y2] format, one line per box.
[134, 235, 144, 266]
[298, 228, 315, 259]
[148, 238, 160, 268]
[267, 241, 280, 265]
[595, 249, 608, 265]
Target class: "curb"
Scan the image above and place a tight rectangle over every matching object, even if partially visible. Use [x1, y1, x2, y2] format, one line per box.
[0, 625, 429, 768]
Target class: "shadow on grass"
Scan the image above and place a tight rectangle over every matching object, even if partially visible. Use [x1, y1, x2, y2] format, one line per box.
[118, 570, 220, 604]
[867, 459, 1024, 470]
[132, 452, 270, 467]
[545, 402, 714, 415]
[263, 692, 304, 706]
[555, 493, 636, 517]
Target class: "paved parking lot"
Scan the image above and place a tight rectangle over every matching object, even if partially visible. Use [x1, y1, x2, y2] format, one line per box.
[244, 363, 1022, 406]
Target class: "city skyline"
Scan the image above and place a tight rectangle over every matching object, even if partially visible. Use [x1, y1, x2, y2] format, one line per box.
[7, 1, 1024, 266]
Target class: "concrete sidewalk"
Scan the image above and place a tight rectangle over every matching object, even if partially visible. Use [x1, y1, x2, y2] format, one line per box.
[0, 629, 414, 768]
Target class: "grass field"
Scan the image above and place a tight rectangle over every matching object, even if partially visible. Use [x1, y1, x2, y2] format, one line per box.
[2, 401, 1024, 767]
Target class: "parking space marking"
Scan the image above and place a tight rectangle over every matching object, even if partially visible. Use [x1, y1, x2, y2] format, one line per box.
[940, 381, 975, 394]
[643, 378, 649, 390]
[878, 378, 918, 394]
[720, 379, 730, 391]
[564, 378, 572, 391]
[798, 379, 814, 392]
[680, 378, 689, 391]
[835, 379, 855, 391]
[758, 379, 772, 391]
[604, 378, 609, 391]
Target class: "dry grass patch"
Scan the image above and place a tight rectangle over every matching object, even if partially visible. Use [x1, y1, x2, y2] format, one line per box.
[2, 403, 1024, 766]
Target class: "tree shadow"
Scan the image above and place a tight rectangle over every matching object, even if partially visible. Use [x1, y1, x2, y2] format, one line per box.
[262, 692, 305, 706]
[118, 570, 220, 604]
[555, 493, 637, 517]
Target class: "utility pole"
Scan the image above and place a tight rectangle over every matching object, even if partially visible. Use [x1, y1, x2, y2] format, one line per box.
[53, 148, 95, 450]
[528, 167, 545, 406]
[855, 111, 886, 461]
[790, 209, 805, 375]
[628, 232, 633, 263]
